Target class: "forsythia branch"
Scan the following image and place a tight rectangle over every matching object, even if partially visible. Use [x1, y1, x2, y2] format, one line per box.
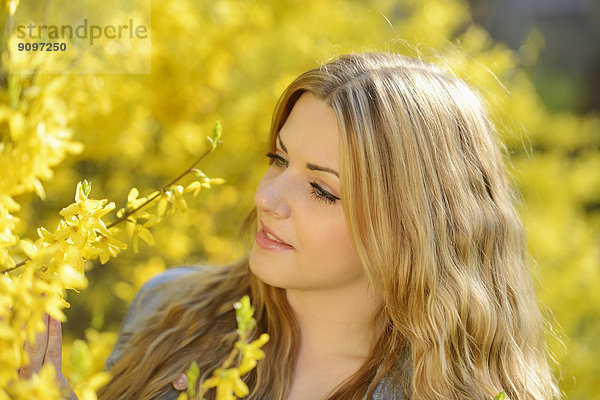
[1, 121, 226, 400]
[1, 121, 223, 275]
[178, 295, 270, 400]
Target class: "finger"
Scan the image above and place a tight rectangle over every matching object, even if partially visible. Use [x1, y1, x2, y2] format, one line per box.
[19, 313, 49, 379]
[43, 315, 63, 377]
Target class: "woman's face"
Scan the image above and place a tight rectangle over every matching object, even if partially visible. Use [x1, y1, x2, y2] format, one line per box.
[249, 92, 368, 294]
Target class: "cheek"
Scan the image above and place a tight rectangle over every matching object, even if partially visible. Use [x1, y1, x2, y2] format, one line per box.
[300, 208, 362, 272]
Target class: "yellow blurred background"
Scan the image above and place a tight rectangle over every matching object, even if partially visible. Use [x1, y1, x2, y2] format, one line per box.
[2, 0, 598, 398]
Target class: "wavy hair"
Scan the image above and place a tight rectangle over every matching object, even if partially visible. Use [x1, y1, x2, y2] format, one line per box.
[98, 53, 559, 400]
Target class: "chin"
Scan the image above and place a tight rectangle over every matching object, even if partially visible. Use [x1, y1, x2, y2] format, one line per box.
[248, 244, 294, 290]
[249, 246, 279, 288]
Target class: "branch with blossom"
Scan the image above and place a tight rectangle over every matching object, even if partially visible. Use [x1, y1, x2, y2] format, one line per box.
[1, 121, 239, 400]
[178, 295, 270, 400]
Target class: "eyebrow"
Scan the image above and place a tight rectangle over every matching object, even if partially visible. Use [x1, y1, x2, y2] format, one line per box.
[277, 134, 339, 178]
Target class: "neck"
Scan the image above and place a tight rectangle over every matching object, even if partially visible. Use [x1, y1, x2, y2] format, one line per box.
[286, 281, 383, 361]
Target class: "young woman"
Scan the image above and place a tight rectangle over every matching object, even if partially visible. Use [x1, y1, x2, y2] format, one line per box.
[23, 52, 560, 399]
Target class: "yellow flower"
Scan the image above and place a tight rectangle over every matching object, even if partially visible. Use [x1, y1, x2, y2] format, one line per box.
[165, 185, 187, 213]
[57, 182, 116, 249]
[63, 246, 85, 275]
[194, 296, 268, 400]
[201, 368, 249, 400]
[126, 188, 147, 210]
[156, 195, 169, 216]
[127, 221, 155, 253]
[60, 182, 114, 223]
[183, 178, 224, 197]
[236, 334, 269, 375]
[184, 181, 202, 197]
[93, 234, 127, 264]
[8, 363, 63, 399]
[58, 263, 88, 291]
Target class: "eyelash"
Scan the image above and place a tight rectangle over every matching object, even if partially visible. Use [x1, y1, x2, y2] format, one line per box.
[265, 152, 339, 205]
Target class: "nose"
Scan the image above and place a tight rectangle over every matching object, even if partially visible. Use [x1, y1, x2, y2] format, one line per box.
[255, 173, 292, 219]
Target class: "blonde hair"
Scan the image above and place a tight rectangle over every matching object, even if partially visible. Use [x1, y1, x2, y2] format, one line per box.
[99, 53, 559, 400]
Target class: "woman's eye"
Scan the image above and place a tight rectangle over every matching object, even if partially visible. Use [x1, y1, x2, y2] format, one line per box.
[309, 182, 340, 205]
[266, 152, 287, 167]
[266, 152, 340, 205]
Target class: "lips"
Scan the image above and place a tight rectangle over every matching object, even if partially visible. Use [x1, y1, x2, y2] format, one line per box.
[260, 220, 290, 245]
[258, 220, 294, 250]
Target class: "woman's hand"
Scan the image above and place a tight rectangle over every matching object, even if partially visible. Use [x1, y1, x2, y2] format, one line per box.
[18, 313, 78, 400]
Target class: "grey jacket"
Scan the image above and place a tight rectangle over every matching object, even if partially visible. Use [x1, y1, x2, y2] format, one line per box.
[106, 266, 404, 400]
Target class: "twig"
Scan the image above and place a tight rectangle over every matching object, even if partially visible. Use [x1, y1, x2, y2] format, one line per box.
[1, 142, 218, 274]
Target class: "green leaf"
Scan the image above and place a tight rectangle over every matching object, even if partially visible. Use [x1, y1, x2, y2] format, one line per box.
[234, 295, 257, 334]
[82, 179, 91, 197]
[70, 339, 92, 376]
[186, 361, 200, 399]
[207, 120, 222, 151]
[212, 120, 222, 143]
[494, 391, 506, 400]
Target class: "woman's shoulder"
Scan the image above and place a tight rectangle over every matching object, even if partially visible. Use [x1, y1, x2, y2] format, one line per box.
[105, 265, 208, 371]
[139, 265, 205, 294]
[370, 377, 405, 399]
[368, 356, 411, 399]
[130, 266, 206, 315]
